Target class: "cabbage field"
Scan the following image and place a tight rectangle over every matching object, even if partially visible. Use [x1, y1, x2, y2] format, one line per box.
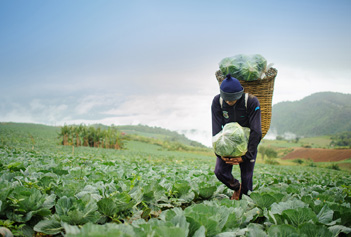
[1, 123, 351, 236]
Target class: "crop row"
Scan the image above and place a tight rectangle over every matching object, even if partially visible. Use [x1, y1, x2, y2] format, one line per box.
[1, 144, 351, 236]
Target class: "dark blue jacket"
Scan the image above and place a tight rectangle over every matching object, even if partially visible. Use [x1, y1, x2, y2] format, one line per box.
[211, 94, 262, 162]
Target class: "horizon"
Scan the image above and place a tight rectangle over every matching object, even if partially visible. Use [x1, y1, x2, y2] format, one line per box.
[1, 90, 349, 147]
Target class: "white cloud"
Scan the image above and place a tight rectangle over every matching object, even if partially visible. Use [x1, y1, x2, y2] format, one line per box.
[74, 94, 117, 115]
[0, 99, 69, 126]
[30, 99, 46, 110]
[0, 109, 36, 124]
[46, 104, 69, 123]
[117, 93, 213, 141]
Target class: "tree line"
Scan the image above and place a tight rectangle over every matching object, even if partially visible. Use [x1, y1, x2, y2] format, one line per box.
[58, 124, 125, 149]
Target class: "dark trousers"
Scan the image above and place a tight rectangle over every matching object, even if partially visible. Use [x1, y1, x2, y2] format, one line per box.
[214, 156, 255, 196]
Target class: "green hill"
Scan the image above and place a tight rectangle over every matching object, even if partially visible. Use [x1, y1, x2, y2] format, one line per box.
[0, 122, 207, 150]
[117, 124, 206, 148]
[270, 92, 351, 137]
[90, 123, 206, 148]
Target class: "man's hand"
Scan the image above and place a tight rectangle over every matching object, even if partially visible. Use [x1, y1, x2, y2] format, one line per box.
[221, 156, 244, 165]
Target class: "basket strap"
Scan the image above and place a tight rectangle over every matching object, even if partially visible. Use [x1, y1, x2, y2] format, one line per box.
[245, 93, 248, 110]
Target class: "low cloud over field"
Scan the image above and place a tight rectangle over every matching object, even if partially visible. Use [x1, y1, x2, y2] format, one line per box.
[1, 64, 350, 147]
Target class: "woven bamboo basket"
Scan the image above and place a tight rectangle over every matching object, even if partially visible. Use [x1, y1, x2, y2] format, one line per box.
[215, 67, 278, 138]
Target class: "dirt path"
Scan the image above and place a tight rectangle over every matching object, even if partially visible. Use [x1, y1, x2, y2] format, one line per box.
[282, 147, 351, 162]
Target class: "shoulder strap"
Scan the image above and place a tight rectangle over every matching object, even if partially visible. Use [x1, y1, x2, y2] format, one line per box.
[219, 97, 223, 109]
[245, 93, 248, 109]
[219, 93, 248, 109]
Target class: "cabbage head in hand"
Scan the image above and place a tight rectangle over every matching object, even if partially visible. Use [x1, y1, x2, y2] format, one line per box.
[212, 122, 250, 157]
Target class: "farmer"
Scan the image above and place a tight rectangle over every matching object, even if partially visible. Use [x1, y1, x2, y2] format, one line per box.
[212, 74, 262, 200]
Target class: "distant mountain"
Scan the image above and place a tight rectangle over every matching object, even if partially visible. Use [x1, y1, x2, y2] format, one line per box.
[270, 92, 351, 137]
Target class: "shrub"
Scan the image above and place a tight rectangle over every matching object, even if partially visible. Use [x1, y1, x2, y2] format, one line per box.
[265, 148, 278, 158]
[327, 163, 340, 171]
[307, 161, 316, 167]
[302, 144, 312, 148]
[265, 158, 279, 165]
[292, 159, 304, 164]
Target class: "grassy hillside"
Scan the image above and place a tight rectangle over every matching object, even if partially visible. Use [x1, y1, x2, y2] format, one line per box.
[90, 123, 207, 148]
[262, 136, 332, 149]
[270, 92, 351, 137]
[0, 122, 60, 150]
[0, 122, 210, 154]
[118, 124, 207, 148]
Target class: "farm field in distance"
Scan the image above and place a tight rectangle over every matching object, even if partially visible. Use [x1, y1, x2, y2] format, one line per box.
[260, 136, 351, 171]
[0, 123, 351, 236]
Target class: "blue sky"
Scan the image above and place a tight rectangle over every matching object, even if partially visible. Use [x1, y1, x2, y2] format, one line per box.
[1, 0, 350, 146]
